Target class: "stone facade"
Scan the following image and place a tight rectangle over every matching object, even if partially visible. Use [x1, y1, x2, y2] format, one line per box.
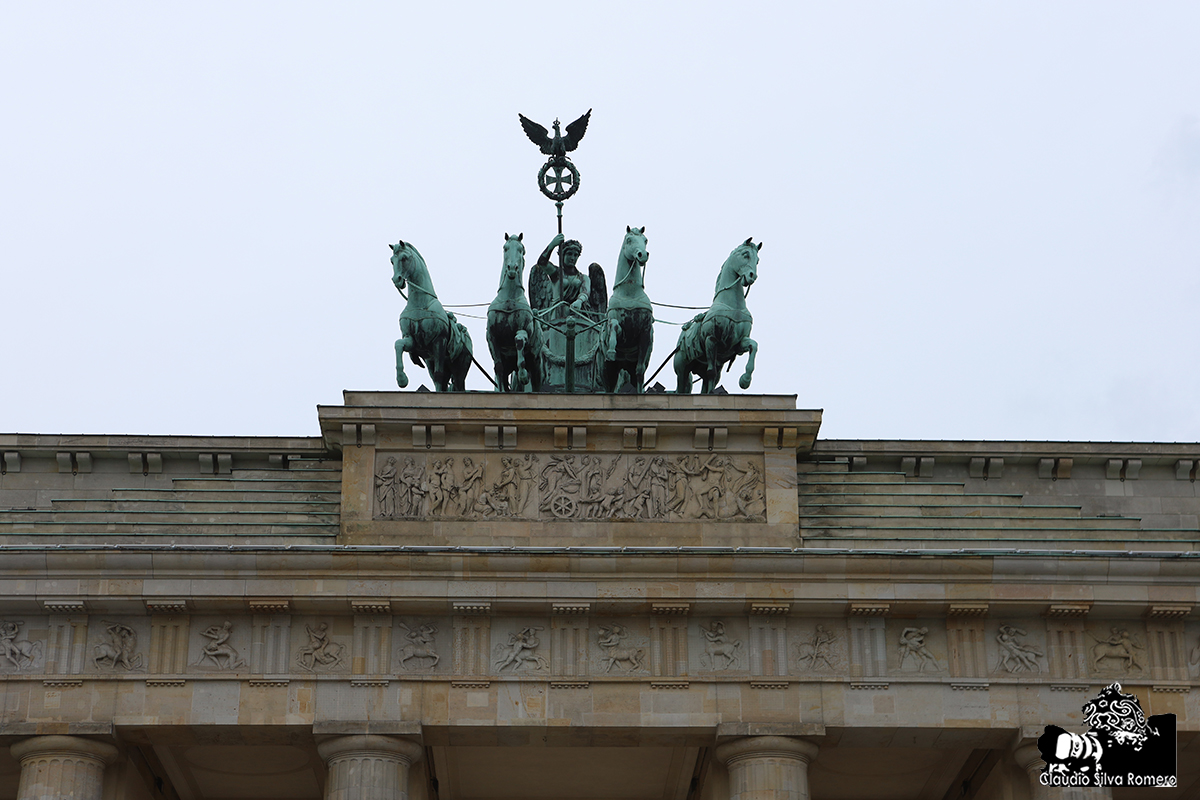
[0, 393, 1196, 799]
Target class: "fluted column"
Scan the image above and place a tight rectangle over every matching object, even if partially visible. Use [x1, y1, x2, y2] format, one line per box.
[317, 735, 423, 800]
[715, 736, 819, 800]
[10, 736, 119, 800]
[1013, 744, 1112, 800]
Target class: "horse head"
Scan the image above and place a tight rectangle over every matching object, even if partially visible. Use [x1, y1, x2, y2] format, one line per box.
[718, 237, 761, 294]
[502, 232, 525, 286]
[390, 240, 412, 292]
[622, 225, 649, 268]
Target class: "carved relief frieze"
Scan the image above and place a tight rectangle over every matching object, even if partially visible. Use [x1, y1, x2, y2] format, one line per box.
[295, 621, 348, 672]
[492, 621, 549, 673]
[0, 620, 44, 671]
[594, 622, 648, 674]
[91, 620, 145, 672]
[886, 620, 945, 674]
[994, 622, 1046, 674]
[791, 622, 846, 674]
[373, 451, 765, 522]
[695, 620, 746, 672]
[396, 621, 442, 672]
[1086, 623, 1147, 677]
[189, 619, 248, 671]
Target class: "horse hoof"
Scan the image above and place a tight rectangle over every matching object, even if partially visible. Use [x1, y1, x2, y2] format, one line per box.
[739, 373, 752, 390]
[397, 372, 409, 389]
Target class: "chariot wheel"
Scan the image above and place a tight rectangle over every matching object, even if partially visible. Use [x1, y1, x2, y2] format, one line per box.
[550, 494, 577, 519]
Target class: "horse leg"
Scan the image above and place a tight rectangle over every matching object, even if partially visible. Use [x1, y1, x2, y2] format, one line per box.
[635, 329, 653, 393]
[674, 349, 692, 394]
[738, 336, 758, 390]
[606, 317, 621, 362]
[515, 330, 529, 392]
[395, 337, 412, 388]
[703, 332, 720, 394]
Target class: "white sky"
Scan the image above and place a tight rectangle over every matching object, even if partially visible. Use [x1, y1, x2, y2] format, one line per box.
[1, 3, 1197, 442]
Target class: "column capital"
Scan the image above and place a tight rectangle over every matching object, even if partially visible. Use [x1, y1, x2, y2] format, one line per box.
[317, 735, 423, 766]
[1012, 743, 1045, 775]
[715, 735, 820, 767]
[10, 735, 119, 766]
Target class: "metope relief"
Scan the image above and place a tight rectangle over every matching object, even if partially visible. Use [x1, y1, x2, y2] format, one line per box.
[492, 624, 549, 673]
[0, 620, 43, 671]
[887, 620, 946, 674]
[1087, 625, 1146, 676]
[92, 620, 144, 671]
[995, 623, 1045, 673]
[190, 620, 247, 671]
[373, 451, 766, 522]
[295, 622, 347, 672]
[397, 622, 440, 671]
[792, 623, 845, 673]
[697, 620, 744, 671]
[595, 623, 647, 673]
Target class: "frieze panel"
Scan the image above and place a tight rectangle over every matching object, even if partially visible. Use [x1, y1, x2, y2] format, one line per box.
[292, 617, 350, 674]
[789, 619, 848, 674]
[0, 618, 45, 672]
[395, 618, 451, 674]
[373, 452, 765, 522]
[991, 620, 1048, 675]
[87, 617, 149, 673]
[491, 618, 550, 674]
[591, 619, 650, 675]
[187, 617, 249, 672]
[691, 618, 749, 674]
[886, 619, 947, 675]
[1085, 621, 1148, 678]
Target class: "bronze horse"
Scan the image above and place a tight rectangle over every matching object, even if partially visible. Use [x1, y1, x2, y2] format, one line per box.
[598, 226, 654, 392]
[673, 238, 760, 394]
[390, 240, 472, 392]
[487, 233, 544, 392]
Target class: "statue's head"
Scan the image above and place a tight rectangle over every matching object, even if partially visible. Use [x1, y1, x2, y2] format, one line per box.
[561, 239, 583, 269]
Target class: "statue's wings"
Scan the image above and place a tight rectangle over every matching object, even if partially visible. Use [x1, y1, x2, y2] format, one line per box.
[563, 109, 592, 152]
[529, 263, 554, 311]
[587, 262, 608, 313]
[518, 114, 553, 155]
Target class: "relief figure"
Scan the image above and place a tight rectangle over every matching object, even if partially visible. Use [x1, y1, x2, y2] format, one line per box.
[93, 621, 143, 670]
[460, 457, 485, 512]
[1090, 627, 1145, 673]
[297, 622, 346, 671]
[996, 624, 1044, 673]
[194, 621, 246, 670]
[596, 623, 644, 673]
[493, 626, 548, 672]
[898, 626, 940, 672]
[700, 621, 742, 670]
[375, 456, 398, 517]
[795, 624, 837, 671]
[398, 622, 440, 670]
[0, 621, 41, 670]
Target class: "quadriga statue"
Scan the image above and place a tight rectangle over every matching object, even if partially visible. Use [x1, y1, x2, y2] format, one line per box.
[486, 233, 545, 392]
[673, 238, 760, 394]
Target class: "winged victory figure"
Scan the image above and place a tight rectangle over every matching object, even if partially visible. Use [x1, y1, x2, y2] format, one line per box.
[518, 109, 592, 158]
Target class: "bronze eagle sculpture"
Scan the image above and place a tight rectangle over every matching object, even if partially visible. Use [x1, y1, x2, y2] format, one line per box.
[518, 109, 592, 158]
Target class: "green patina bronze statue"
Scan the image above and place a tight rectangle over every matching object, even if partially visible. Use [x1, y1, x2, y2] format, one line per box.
[597, 226, 654, 393]
[486, 233, 545, 392]
[390, 240, 473, 392]
[673, 238, 760, 394]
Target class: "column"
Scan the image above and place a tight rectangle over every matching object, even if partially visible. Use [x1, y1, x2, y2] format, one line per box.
[715, 736, 818, 800]
[10, 736, 119, 800]
[1013, 744, 1112, 800]
[317, 735, 423, 800]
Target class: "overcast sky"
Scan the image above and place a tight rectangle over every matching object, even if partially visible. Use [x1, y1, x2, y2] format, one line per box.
[2, 3, 1197, 442]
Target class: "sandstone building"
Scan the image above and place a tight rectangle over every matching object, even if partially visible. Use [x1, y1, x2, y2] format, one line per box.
[0, 391, 1196, 799]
